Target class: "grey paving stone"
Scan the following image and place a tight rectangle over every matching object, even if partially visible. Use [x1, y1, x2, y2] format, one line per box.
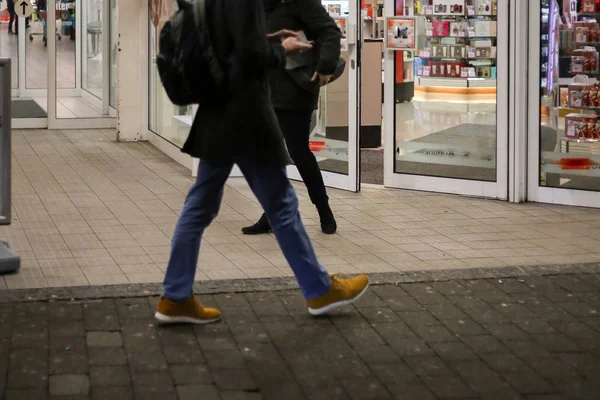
[162, 345, 205, 365]
[86, 332, 123, 347]
[404, 356, 457, 377]
[90, 366, 131, 387]
[219, 392, 265, 400]
[91, 386, 134, 400]
[421, 375, 477, 398]
[87, 347, 128, 366]
[170, 364, 212, 386]
[429, 341, 479, 361]
[5, 389, 48, 400]
[49, 350, 88, 375]
[212, 369, 258, 391]
[49, 375, 89, 396]
[338, 377, 391, 400]
[176, 384, 220, 400]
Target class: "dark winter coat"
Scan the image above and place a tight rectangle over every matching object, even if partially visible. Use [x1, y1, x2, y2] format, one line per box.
[182, 0, 290, 167]
[264, 0, 342, 111]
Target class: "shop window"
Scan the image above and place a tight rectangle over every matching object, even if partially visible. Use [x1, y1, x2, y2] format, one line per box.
[148, 0, 194, 148]
[540, 0, 600, 191]
[394, 0, 498, 182]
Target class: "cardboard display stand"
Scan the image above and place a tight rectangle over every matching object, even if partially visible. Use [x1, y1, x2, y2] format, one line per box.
[0, 58, 20, 275]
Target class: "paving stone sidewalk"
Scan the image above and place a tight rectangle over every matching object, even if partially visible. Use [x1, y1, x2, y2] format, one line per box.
[0, 273, 599, 400]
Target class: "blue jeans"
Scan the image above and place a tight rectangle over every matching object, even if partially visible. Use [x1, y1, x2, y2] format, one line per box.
[163, 160, 331, 301]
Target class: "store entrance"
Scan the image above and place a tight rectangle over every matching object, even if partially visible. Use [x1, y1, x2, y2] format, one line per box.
[383, 0, 509, 199]
[3, 0, 116, 128]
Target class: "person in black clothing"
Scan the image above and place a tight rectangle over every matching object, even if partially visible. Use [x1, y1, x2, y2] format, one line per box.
[154, 0, 370, 324]
[242, 0, 342, 235]
[7, 0, 16, 34]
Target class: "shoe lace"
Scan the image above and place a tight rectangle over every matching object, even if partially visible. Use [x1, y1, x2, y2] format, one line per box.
[330, 274, 349, 291]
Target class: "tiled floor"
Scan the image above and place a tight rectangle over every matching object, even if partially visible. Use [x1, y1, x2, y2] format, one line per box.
[2, 129, 600, 290]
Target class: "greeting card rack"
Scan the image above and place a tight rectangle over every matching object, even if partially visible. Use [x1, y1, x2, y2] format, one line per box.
[414, 0, 497, 88]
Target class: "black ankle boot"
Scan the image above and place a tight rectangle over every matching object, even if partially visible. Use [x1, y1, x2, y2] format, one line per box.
[317, 203, 337, 234]
[241, 214, 271, 235]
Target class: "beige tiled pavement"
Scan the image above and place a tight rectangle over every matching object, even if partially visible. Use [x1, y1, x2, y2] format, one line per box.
[2, 129, 600, 289]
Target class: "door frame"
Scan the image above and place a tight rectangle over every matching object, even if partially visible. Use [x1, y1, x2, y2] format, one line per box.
[46, 0, 116, 129]
[383, 0, 510, 200]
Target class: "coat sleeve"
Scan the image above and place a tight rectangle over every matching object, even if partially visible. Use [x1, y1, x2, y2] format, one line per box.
[224, 0, 286, 77]
[297, 0, 342, 75]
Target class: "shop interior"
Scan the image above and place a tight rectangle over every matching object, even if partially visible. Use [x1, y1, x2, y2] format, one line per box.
[541, 0, 600, 192]
[2, 0, 116, 121]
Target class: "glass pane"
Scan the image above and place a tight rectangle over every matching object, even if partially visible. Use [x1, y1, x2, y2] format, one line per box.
[55, 0, 106, 118]
[148, 1, 195, 147]
[109, 0, 116, 108]
[539, 0, 600, 191]
[0, 5, 19, 89]
[294, 1, 351, 176]
[26, 2, 47, 90]
[394, 0, 498, 182]
[82, 0, 103, 99]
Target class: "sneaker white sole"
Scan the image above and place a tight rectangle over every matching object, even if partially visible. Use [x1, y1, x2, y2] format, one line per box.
[154, 312, 221, 325]
[308, 283, 370, 316]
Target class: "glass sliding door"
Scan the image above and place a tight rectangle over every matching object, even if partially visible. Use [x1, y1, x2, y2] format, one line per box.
[384, 0, 508, 199]
[527, 0, 600, 207]
[46, 0, 115, 127]
[286, 0, 362, 192]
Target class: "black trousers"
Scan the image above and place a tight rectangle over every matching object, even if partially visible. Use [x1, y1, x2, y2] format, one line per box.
[8, 8, 15, 32]
[276, 109, 329, 206]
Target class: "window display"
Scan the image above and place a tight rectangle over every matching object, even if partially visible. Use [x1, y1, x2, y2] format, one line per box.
[539, 0, 600, 191]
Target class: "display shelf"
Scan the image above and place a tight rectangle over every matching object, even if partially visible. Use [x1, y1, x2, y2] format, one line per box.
[560, 137, 600, 155]
[417, 14, 496, 19]
[415, 76, 496, 88]
[418, 56, 496, 60]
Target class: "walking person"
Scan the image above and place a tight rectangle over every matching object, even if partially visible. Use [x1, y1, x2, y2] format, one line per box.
[242, 0, 341, 236]
[7, 0, 15, 34]
[155, 0, 369, 324]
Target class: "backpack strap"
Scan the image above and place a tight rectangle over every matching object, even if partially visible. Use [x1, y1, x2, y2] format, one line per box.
[193, 0, 225, 84]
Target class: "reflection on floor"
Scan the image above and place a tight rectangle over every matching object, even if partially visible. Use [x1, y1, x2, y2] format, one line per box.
[0, 20, 105, 119]
[3, 129, 600, 290]
[33, 95, 106, 119]
[395, 100, 497, 181]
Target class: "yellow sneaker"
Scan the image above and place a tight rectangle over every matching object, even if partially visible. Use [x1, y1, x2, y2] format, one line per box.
[155, 295, 221, 325]
[306, 274, 369, 316]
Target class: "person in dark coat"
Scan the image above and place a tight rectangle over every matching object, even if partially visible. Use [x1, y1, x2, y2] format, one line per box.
[242, 0, 342, 235]
[155, 0, 369, 325]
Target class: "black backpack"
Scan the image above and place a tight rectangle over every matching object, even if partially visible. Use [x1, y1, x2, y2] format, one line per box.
[156, 0, 225, 106]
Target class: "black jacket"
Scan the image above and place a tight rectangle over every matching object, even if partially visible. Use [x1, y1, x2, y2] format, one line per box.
[182, 0, 290, 167]
[264, 0, 341, 111]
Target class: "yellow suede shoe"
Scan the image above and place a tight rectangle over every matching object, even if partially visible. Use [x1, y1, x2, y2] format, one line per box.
[306, 274, 369, 316]
[155, 295, 221, 325]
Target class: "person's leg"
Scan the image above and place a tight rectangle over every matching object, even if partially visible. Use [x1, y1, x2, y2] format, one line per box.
[242, 109, 337, 235]
[8, 10, 14, 33]
[279, 110, 329, 206]
[238, 161, 368, 313]
[155, 160, 233, 324]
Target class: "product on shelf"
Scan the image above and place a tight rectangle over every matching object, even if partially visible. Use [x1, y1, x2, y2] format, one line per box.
[567, 83, 600, 108]
[565, 113, 600, 139]
[570, 49, 599, 74]
[420, 0, 496, 17]
[581, 0, 600, 14]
